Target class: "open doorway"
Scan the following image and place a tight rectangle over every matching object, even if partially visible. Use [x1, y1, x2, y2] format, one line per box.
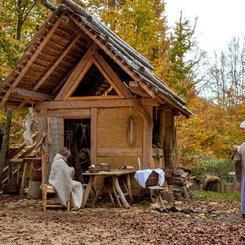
[64, 119, 91, 183]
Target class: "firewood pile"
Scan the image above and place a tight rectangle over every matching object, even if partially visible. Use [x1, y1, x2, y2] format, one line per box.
[172, 168, 192, 200]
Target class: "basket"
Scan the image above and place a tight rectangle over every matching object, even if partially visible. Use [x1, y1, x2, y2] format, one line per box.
[89, 165, 101, 173]
[146, 171, 159, 186]
[100, 163, 111, 172]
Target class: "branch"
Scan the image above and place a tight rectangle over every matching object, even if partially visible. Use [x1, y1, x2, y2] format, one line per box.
[22, 0, 38, 26]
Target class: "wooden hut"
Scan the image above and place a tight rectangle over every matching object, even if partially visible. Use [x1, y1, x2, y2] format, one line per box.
[0, 1, 192, 185]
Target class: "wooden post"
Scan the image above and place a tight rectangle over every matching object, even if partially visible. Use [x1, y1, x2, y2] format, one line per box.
[39, 110, 49, 184]
[19, 160, 28, 195]
[163, 108, 176, 173]
[142, 106, 153, 169]
[91, 108, 97, 164]
[159, 109, 165, 149]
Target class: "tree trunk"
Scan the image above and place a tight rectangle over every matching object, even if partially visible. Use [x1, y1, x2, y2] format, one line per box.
[0, 108, 13, 177]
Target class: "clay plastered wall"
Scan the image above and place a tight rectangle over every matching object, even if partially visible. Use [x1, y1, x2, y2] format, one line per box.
[97, 107, 142, 148]
[97, 107, 143, 168]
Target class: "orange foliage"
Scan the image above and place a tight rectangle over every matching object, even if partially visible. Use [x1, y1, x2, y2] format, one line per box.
[176, 97, 245, 167]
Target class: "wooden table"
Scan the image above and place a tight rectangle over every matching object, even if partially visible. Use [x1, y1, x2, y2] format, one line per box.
[82, 169, 135, 208]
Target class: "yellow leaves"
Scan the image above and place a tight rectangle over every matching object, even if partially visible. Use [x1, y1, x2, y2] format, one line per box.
[177, 97, 245, 166]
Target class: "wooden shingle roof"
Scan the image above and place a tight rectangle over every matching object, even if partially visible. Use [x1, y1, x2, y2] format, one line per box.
[0, 0, 192, 116]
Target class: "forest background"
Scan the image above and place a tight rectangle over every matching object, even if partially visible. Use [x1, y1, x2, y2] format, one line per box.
[0, 0, 244, 182]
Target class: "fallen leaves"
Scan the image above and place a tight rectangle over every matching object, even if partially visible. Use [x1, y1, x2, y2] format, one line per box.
[0, 195, 244, 245]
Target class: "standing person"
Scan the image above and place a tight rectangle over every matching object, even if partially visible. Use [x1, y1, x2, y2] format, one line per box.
[233, 121, 245, 218]
[49, 147, 84, 210]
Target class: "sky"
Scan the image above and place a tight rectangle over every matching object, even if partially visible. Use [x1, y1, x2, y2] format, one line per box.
[165, 0, 245, 53]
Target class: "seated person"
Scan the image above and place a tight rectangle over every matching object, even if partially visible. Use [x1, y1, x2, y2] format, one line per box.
[49, 147, 84, 209]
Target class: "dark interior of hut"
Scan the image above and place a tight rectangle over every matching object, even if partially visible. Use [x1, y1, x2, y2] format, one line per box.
[152, 107, 161, 147]
[72, 64, 118, 96]
[64, 119, 91, 183]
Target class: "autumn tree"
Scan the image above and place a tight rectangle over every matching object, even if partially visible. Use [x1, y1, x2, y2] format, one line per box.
[206, 37, 245, 109]
[162, 13, 203, 100]
[84, 0, 168, 64]
[0, 0, 50, 79]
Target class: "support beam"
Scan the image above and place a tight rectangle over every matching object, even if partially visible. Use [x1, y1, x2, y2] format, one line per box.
[35, 98, 158, 111]
[90, 108, 97, 164]
[129, 81, 149, 97]
[10, 88, 53, 101]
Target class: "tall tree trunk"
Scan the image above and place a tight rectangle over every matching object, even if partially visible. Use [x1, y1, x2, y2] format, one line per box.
[0, 108, 13, 177]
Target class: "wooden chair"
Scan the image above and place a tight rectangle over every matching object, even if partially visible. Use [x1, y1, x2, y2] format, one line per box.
[42, 184, 71, 211]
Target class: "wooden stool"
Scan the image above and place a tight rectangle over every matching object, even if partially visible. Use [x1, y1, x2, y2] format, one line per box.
[147, 185, 164, 206]
[42, 184, 71, 211]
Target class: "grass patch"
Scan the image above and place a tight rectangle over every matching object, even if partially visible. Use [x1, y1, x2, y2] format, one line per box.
[192, 190, 240, 202]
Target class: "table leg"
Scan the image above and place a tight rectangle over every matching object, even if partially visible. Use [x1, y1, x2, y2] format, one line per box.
[91, 178, 104, 207]
[112, 176, 130, 208]
[112, 184, 122, 207]
[125, 174, 134, 203]
[82, 176, 95, 208]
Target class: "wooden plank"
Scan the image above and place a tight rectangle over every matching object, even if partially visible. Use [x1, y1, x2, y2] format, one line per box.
[142, 105, 153, 169]
[97, 148, 142, 157]
[94, 52, 133, 98]
[46, 109, 90, 118]
[10, 88, 53, 101]
[90, 108, 97, 164]
[66, 95, 120, 101]
[0, 18, 63, 108]
[33, 35, 80, 91]
[55, 42, 98, 100]
[35, 98, 158, 110]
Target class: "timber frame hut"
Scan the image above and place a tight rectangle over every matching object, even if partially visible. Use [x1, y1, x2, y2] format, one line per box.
[0, 1, 192, 187]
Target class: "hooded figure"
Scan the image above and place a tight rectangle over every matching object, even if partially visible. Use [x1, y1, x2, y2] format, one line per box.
[49, 147, 84, 209]
[233, 121, 245, 218]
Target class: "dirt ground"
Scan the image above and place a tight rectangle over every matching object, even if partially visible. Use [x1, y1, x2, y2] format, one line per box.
[0, 194, 244, 245]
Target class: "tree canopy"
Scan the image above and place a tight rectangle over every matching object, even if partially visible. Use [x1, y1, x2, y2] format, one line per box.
[0, 0, 244, 176]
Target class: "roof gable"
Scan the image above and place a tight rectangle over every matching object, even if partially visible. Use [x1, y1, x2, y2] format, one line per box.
[0, 1, 192, 116]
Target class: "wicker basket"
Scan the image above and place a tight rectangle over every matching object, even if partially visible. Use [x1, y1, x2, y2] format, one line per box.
[89, 165, 101, 173]
[100, 163, 111, 172]
[146, 172, 159, 186]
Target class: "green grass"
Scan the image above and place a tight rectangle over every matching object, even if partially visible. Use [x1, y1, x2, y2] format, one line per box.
[192, 190, 241, 202]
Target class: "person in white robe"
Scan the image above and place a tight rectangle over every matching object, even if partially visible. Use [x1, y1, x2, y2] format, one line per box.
[49, 147, 84, 210]
[233, 121, 245, 218]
